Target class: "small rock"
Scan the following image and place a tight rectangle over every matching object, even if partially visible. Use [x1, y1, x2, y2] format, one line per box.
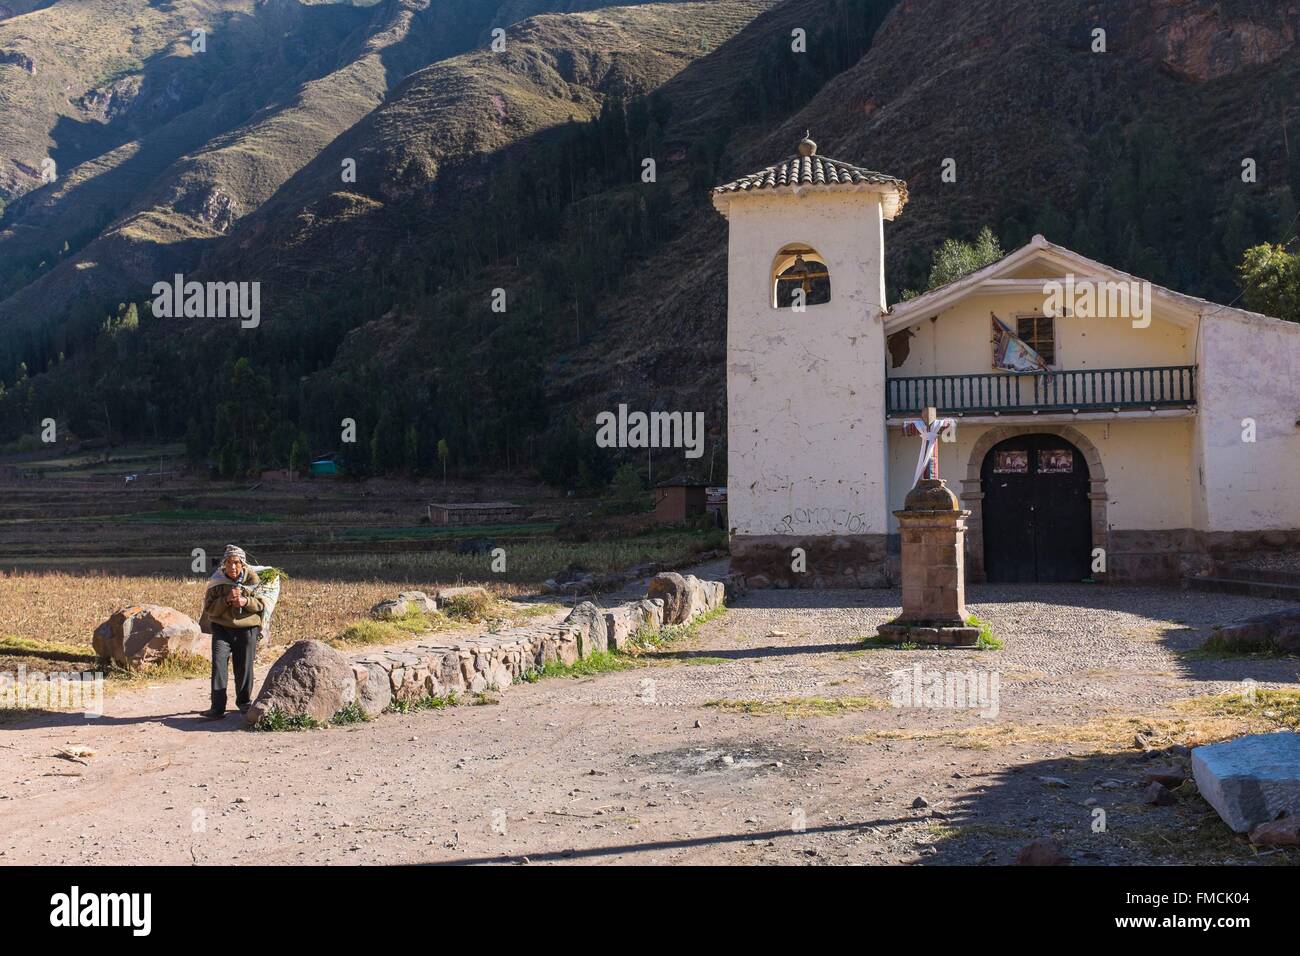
[911, 796, 930, 808]
[1144, 782, 1177, 806]
[1037, 776, 1069, 788]
[1015, 838, 1069, 866]
[1248, 816, 1300, 847]
[1141, 768, 1186, 789]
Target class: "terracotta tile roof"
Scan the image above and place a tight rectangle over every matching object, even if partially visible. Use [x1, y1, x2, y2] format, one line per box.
[713, 135, 908, 212]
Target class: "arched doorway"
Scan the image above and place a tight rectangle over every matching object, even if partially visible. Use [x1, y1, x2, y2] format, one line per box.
[980, 434, 1092, 583]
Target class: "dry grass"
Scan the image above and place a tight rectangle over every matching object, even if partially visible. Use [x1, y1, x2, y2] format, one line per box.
[0, 568, 528, 655]
[330, 599, 560, 649]
[706, 695, 890, 718]
[845, 690, 1300, 750]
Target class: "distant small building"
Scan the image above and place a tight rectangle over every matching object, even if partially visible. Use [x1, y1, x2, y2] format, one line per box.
[428, 501, 529, 526]
[310, 454, 340, 477]
[652, 476, 708, 523]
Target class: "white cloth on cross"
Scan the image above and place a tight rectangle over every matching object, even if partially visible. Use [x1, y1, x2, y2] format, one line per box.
[903, 417, 955, 489]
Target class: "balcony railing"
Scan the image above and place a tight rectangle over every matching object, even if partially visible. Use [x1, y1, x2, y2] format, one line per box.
[885, 365, 1197, 416]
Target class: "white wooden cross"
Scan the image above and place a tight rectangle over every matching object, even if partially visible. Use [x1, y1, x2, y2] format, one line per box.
[902, 406, 955, 489]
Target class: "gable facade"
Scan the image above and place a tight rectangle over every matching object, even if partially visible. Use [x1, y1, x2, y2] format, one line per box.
[715, 144, 1300, 587]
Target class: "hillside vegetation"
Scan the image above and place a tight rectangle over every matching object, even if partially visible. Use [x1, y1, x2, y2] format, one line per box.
[0, 0, 1297, 487]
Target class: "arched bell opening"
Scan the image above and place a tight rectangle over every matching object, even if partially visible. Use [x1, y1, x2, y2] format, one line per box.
[772, 244, 831, 309]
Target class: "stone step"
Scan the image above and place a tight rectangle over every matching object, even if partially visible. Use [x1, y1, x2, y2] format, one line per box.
[1215, 562, 1300, 587]
[1184, 576, 1300, 603]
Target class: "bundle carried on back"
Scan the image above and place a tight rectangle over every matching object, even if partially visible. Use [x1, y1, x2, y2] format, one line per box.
[199, 557, 285, 641]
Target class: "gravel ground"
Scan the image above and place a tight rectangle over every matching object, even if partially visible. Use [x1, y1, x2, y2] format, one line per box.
[0, 578, 1296, 866]
[1236, 551, 1300, 575]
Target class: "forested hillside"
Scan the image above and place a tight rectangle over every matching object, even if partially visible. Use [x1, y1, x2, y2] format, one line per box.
[1, 0, 1297, 486]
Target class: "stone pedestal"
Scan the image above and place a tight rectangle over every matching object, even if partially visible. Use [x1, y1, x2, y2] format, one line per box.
[877, 478, 980, 647]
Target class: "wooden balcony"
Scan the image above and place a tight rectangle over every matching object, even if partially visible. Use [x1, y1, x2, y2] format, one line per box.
[885, 365, 1197, 417]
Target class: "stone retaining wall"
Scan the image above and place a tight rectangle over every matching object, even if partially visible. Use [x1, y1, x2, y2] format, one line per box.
[253, 572, 736, 724]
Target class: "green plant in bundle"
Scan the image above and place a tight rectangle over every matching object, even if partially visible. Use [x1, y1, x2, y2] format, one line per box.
[255, 567, 287, 586]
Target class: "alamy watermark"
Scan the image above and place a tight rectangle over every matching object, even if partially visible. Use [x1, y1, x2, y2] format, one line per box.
[1042, 274, 1152, 329]
[1, 665, 104, 717]
[151, 274, 260, 328]
[595, 404, 705, 459]
[890, 664, 1000, 718]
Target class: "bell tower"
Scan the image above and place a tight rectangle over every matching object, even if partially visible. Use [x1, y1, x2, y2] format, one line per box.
[711, 135, 908, 587]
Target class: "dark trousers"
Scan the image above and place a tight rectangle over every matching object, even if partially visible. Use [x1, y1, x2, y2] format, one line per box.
[210, 623, 259, 712]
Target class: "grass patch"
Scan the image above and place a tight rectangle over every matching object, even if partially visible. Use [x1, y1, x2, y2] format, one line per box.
[104, 651, 210, 687]
[846, 689, 1300, 750]
[333, 619, 417, 647]
[253, 709, 324, 732]
[254, 700, 379, 731]
[331, 599, 560, 649]
[442, 590, 494, 622]
[538, 650, 635, 679]
[386, 692, 457, 714]
[329, 702, 370, 725]
[0, 634, 98, 664]
[1196, 632, 1283, 657]
[705, 695, 888, 717]
[623, 604, 727, 657]
[968, 614, 1003, 650]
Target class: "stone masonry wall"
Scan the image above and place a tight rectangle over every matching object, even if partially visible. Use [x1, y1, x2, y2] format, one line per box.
[344, 573, 733, 712]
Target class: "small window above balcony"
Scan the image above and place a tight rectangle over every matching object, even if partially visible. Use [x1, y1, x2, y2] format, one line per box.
[1017, 313, 1056, 365]
[773, 245, 831, 309]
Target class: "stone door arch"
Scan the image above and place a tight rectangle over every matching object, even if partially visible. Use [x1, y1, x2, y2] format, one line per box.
[960, 424, 1109, 582]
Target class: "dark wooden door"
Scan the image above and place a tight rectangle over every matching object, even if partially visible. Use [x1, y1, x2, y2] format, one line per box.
[981, 434, 1091, 583]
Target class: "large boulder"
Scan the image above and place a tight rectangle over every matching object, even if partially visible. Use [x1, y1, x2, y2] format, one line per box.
[397, 591, 438, 614]
[698, 579, 725, 613]
[1208, 609, 1300, 654]
[565, 601, 607, 657]
[370, 599, 408, 621]
[436, 585, 491, 608]
[351, 662, 391, 718]
[604, 600, 667, 651]
[1191, 733, 1300, 832]
[246, 640, 355, 726]
[92, 604, 209, 668]
[648, 572, 691, 625]
[647, 573, 724, 625]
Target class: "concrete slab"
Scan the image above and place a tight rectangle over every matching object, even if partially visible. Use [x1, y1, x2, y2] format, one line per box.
[1191, 732, 1300, 832]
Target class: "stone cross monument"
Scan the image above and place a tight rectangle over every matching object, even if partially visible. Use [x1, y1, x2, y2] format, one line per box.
[878, 407, 979, 646]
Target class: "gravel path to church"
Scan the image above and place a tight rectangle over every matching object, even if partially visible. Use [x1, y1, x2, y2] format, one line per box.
[1, 580, 1295, 866]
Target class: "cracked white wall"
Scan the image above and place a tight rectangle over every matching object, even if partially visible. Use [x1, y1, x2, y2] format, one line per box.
[725, 190, 890, 537]
[1194, 312, 1300, 531]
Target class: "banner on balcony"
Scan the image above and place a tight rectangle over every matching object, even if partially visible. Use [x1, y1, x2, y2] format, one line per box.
[991, 313, 1051, 373]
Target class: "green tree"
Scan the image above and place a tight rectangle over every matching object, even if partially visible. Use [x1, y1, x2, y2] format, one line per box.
[289, 431, 310, 478]
[606, 462, 647, 514]
[370, 410, 404, 474]
[1240, 243, 1300, 322]
[903, 227, 1005, 298]
[184, 417, 205, 464]
[403, 424, 420, 476]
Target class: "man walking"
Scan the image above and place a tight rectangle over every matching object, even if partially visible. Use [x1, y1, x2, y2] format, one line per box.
[200, 544, 265, 720]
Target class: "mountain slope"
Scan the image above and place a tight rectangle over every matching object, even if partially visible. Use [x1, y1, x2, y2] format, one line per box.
[1, 0, 1297, 486]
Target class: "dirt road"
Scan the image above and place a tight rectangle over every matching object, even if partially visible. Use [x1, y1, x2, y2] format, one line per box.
[1, 582, 1295, 865]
